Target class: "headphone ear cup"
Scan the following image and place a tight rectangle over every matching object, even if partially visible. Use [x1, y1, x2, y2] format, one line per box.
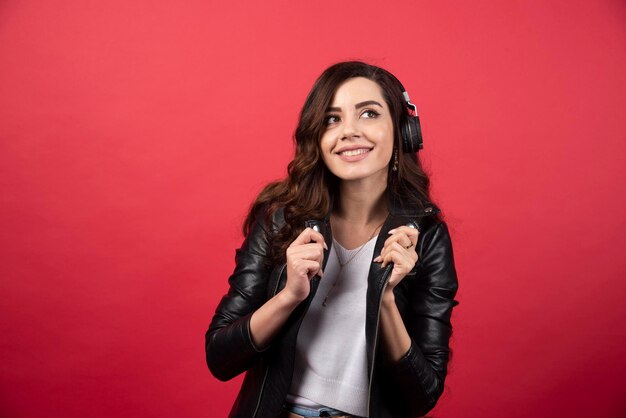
[401, 115, 423, 153]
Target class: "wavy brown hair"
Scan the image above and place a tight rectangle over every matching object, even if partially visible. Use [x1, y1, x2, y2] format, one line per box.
[243, 61, 439, 265]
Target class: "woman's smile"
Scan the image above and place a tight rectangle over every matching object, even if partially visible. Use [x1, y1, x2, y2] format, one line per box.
[335, 146, 373, 161]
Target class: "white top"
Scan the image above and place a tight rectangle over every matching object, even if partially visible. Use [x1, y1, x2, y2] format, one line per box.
[286, 235, 377, 417]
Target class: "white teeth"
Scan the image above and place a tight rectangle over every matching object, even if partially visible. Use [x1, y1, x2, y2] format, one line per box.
[339, 148, 369, 156]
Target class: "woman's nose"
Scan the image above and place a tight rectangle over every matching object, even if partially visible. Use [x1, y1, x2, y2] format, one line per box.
[340, 117, 359, 139]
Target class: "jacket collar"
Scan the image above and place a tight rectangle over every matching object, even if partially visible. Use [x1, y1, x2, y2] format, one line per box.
[312, 189, 440, 273]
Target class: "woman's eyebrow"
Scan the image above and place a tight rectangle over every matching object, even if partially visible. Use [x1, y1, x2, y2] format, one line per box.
[355, 100, 383, 109]
[326, 100, 384, 112]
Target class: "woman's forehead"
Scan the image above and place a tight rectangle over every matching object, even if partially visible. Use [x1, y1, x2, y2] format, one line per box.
[329, 77, 386, 107]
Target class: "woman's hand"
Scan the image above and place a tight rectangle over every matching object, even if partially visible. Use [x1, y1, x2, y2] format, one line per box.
[284, 227, 327, 304]
[373, 226, 419, 291]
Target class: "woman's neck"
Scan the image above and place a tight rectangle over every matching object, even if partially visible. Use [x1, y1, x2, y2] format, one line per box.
[333, 176, 389, 226]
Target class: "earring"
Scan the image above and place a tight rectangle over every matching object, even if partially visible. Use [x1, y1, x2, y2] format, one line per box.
[392, 149, 399, 172]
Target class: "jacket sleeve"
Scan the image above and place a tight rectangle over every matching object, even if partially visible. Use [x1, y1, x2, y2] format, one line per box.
[386, 220, 460, 417]
[205, 207, 274, 381]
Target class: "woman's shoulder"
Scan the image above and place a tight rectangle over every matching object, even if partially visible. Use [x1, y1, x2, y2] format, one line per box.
[402, 197, 444, 232]
[247, 203, 287, 237]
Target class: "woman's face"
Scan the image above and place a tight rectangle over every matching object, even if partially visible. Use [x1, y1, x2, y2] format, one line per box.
[319, 77, 394, 184]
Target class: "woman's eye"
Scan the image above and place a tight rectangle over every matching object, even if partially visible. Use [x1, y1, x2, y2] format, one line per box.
[361, 109, 380, 119]
[324, 115, 340, 125]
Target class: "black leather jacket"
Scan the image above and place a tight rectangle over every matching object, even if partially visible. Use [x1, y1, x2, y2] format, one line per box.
[206, 195, 459, 417]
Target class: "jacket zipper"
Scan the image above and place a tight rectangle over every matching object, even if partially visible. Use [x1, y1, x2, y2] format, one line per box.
[252, 263, 287, 418]
[366, 264, 393, 416]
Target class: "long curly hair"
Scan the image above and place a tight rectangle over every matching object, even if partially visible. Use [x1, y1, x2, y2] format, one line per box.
[243, 61, 438, 265]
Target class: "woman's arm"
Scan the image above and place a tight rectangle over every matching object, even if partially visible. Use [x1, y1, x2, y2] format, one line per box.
[379, 290, 412, 360]
[205, 208, 275, 381]
[247, 289, 302, 348]
[377, 221, 460, 416]
[249, 226, 326, 348]
[205, 210, 326, 381]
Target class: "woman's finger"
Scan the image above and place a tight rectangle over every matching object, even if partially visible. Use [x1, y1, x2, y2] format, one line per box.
[287, 243, 325, 263]
[379, 242, 417, 268]
[374, 226, 420, 263]
[375, 236, 414, 261]
[381, 242, 404, 268]
[383, 232, 413, 250]
[388, 226, 419, 247]
[293, 259, 322, 279]
[290, 227, 327, 249]
[389, 225, 420, 237]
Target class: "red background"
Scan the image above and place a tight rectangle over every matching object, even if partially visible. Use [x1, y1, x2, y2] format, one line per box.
[1, 1, 625, 416]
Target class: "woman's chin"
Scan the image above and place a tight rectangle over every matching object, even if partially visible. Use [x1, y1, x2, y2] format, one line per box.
[333, 168, 389, 184]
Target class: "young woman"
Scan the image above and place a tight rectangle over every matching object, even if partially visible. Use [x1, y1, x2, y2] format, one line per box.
[206, 61, 459, 418]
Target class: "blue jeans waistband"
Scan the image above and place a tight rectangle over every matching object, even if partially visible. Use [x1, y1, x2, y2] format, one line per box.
[285, 402, 349, 417]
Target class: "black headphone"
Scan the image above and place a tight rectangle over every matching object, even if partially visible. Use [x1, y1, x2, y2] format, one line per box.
[391, 75, 423, 153]
[400, 89, 423, 153]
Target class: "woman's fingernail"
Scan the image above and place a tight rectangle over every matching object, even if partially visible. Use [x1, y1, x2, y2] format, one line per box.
[388, 229, 396, 234]
[323, 242, 328, 250]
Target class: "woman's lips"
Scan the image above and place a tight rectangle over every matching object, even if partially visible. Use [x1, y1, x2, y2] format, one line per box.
[336, 148, 372, 162]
